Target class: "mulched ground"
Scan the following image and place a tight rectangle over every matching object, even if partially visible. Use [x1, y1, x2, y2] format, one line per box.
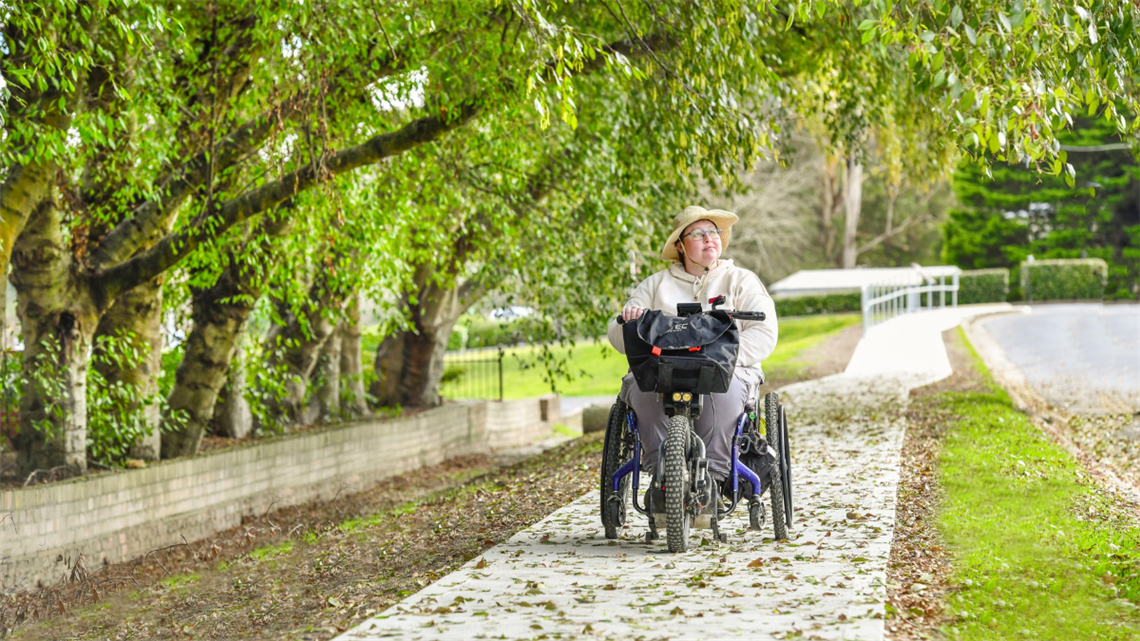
[4, 435, 604, 640]
[884, 329, 988, 641]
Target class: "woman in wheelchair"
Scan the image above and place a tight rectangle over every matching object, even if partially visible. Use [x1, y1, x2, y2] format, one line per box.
[608, 206, 777, 490]
[605, 205, 789, 549]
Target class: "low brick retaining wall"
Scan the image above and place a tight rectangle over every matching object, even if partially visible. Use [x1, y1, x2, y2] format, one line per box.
[0, 395, 560, 590]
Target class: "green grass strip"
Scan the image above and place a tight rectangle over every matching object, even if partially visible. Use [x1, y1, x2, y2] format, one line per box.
[936, 328, 1140, 639]
[447, 313, 861, 400]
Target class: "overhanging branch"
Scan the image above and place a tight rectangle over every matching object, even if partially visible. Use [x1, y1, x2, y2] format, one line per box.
[86, 26, 450, 272]
[93, 33, 668, 305]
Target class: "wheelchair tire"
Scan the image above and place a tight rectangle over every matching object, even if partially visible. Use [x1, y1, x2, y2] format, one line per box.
[779, 403, 793, 529]
[600, 400, 632, 540]
[749, 500, 766, 531]
[664, 415, 692, 553]
[765, 393, 789, 541]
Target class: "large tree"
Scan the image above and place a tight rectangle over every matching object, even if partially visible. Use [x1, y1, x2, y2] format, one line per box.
[2, 0, 781, 470]
[3, 0, 1136, 473]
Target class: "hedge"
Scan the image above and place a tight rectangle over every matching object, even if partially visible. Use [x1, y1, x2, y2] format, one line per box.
[1020, 258, 1108, 301]
[772, 290, 862, 317]
[448, 315, 544, 350]
[958, 268, 1010, 304]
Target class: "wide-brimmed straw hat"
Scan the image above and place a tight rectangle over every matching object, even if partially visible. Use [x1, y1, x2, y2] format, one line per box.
[659, 205, 739, 261]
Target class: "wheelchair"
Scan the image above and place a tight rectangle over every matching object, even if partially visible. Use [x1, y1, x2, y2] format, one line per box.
[599, 299, 793, 552]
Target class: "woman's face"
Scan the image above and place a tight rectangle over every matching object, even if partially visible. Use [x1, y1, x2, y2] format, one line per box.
[677, 219, 722, 266]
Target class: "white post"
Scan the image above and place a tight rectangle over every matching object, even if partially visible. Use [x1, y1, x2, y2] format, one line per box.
[862, 284, 871, 331]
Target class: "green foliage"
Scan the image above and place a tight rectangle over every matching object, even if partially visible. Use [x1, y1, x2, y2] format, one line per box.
[1020, 258, 1108, 302]
[242, 332, 299, 434]
[158, 346, 183, 399]
[0, 350, 22, 450]
[86, 332, 185, 466]
[448, 314, 544, 351]
[866, 3, 1140, 173]
[958, 268, 1009, 304]
[943, 118, 1139, 300]
[0, 332, 182, 465]
[773, 292, 862, 317]
[937, 330, 1140, 639]
[6, 0, 1139, 451]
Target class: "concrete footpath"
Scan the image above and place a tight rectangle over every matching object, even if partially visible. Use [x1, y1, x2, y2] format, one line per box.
[336, 305, 1015, 641]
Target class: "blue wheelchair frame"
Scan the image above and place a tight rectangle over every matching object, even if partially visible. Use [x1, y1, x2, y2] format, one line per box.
[609, 408, 762, 518]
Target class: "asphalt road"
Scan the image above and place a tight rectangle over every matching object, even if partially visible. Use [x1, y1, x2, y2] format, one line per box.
[982, 303, 1140, 413]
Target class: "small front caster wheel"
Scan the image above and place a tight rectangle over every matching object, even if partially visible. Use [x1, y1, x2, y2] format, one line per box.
[749, 501, 766, 531]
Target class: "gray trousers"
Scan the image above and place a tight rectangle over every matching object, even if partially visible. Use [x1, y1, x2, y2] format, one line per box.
[619, 368, 761, 481]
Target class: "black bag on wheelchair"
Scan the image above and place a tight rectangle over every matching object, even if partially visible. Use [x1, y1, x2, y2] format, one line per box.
[622, 309, 738, 395]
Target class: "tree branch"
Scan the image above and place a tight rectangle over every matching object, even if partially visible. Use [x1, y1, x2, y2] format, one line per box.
[94, 33, 666, 304]
[0, 160, 57, 272]
[856, 213, 930, 255]
[86, 24, 454, 272]
[94, 101, 482, 304]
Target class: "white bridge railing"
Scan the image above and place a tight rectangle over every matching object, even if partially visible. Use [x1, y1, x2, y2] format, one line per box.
[861, 267, 960, 332]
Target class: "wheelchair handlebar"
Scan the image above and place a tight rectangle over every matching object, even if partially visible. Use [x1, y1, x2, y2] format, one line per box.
[615, 309, 766, 324]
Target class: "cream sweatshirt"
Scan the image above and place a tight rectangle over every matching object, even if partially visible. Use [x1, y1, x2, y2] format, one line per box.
[607, 259, 778, 368]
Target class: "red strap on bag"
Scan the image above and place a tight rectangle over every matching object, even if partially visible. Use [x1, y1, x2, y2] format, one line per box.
[689, 346, 701, 352]
[651, 346, 662, 356]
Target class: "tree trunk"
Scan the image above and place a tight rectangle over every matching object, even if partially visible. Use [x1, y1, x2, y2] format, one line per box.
[162, 210, 294, 457]
[258, 250, 356, 427]
[338, 293, 368, 418]
[842, 154, 864, 269]
[1, 267, 7, 353]
[260, 303, 337, 426]
[210, 367, 252, 438]
[819, 156, 843, 265]
[371, 277, 481, 409]
[10, 199, 100, 476]
[161, 264, 258, 457]
[310, 329, 342, 423]
[92, 275, 165, 460]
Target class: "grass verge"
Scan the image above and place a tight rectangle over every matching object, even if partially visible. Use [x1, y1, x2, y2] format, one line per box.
[445, 313, 861, 400]
[934, 328, 1140, 639]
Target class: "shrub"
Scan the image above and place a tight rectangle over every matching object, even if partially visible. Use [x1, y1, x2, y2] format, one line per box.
[958, 268, 1010, 304]
[773, 291, 862, 317]
[1020, 258, 1108, 301]
[450, 314, 545, 350]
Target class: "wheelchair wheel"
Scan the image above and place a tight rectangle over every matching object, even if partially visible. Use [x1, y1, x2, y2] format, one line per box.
[779, 403, 794, 529]
[664, 415, 692, 552]
[600, 400, 632, 540]
[765, 393, 789, 541]
[749, 500, 766, 531]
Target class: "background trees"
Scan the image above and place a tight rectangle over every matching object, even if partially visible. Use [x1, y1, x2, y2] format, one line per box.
[1, 0, 1136, 476]
[944, 116, 1139, 299]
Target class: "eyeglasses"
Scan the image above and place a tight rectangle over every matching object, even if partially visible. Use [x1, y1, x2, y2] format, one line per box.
[683, 228, 722, 241]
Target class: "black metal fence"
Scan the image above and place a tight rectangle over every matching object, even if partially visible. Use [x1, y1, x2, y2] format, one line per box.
[440, 350, 503, 401]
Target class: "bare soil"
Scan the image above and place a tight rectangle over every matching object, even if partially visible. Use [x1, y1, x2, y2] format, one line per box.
[795, 322, 863, 380]
[4, 435, 604, 640]
[884, 329, 986, 641]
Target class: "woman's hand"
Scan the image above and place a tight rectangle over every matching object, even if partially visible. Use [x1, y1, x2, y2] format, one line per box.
[621, 306, 646, 322]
